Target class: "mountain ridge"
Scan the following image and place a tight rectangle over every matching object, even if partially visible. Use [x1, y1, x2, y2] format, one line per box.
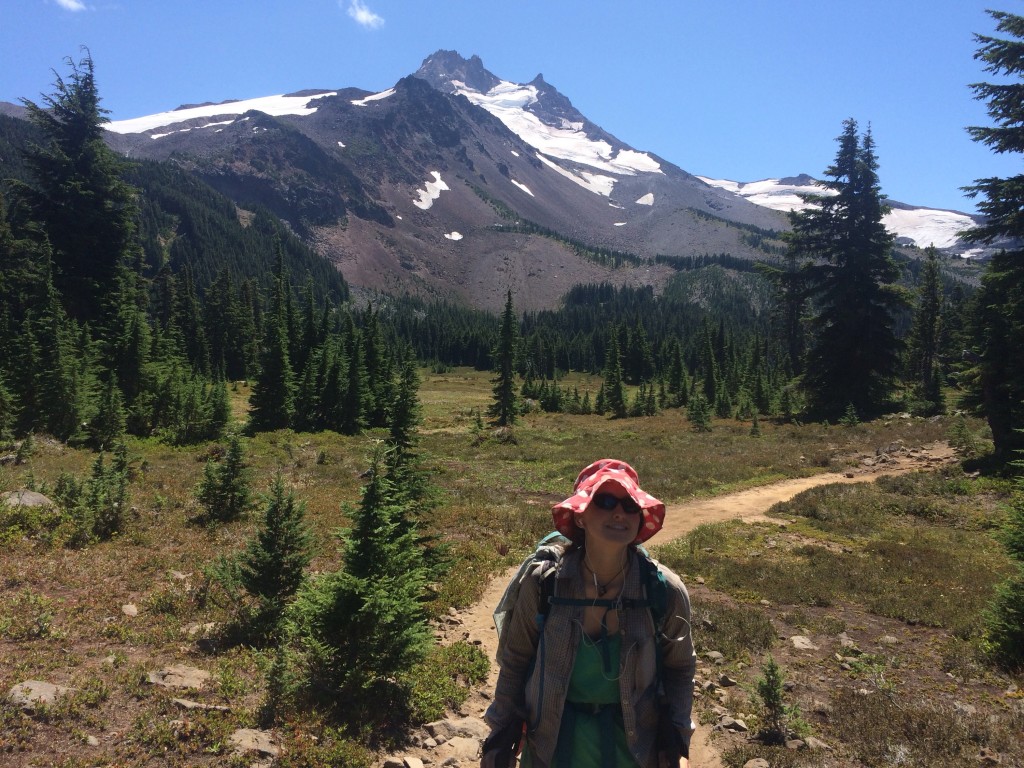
[2, 50, 991, 311]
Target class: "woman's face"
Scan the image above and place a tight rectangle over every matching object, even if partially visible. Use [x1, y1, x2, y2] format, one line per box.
[577, 489, 642, 548]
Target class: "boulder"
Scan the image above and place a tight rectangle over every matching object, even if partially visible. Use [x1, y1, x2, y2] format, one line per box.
[805, 736, 831, 751]
[445, 735, 482, 760]
[791, 635, 819, 651]
[7, 680, 74, 710]
[425, 716, 489, 741]
[1, 490, 55, 508]
[147, 664, 210, 690]
[229, 728, 280, 757]
[172, 698, 230, 712]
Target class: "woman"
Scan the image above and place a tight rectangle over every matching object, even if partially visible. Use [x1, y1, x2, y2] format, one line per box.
[483, 459, 695, 768]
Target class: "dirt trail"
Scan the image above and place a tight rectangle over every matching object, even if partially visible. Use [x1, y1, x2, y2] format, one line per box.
[452, 441, 955, 767]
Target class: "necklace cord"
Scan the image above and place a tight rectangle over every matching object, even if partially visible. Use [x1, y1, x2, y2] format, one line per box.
[584, 553, 627, 596]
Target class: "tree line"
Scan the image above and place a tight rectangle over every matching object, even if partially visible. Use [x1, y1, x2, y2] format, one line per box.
[2, 27, 1023, 468]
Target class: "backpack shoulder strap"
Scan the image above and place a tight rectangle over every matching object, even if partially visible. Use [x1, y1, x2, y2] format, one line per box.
[637, 553, 669, 629]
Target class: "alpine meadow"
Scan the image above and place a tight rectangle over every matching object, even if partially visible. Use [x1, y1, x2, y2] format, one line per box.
[2, 8, 1024, 768]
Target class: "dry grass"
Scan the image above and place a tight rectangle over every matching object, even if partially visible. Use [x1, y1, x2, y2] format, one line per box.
[0, 368, 990, 766]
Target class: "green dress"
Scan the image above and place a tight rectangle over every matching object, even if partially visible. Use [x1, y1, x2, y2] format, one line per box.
[523, 634, 640, 768]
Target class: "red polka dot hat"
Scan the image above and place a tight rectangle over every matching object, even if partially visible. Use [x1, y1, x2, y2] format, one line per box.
[552, 459, 666, 544]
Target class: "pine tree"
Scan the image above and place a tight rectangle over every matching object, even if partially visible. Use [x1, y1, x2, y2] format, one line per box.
[0, 373, 17, 442]
[789, 119, 905, 419]
[0, 192, 50, 330]
[174, 265, 210, 375]
[341, 334, 370, 435]
[907, 247, 944, 413]
[758, 250, 809, 376]
[19, 52, 139, 325]
[86, 442, 131, 540]
[488, 290, 519, 426]
[205, 378, 231, 439]
[665, 338, 689, 408]
[89, 374, 126, 450]
[287, 448, 431, 723]
[602, 331, 628, 419]
[755, 656, 788, 743]
[687, 391, 712, 432]
[196, 434, 254, 524]
[388, 355, 423, 485]
[32, 275, 88, 441]
[237, 473, 315, 637]
[959, 10, 1024, 459]
[94, 255, 151, 409]
[248, 280, 295, 433]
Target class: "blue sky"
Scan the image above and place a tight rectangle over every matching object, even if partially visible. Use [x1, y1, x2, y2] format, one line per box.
[1, 0, 1018, 213]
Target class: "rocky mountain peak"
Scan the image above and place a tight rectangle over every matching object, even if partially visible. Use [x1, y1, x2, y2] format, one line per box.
[415, 50, 500, 95]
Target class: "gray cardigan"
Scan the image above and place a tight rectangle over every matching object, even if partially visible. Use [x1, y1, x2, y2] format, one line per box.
[484, 547, 696, 767]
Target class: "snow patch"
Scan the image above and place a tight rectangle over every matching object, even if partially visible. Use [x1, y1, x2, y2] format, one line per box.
[338, 141, 346, 148]
[148, 119, 235, 140]
[635, 192, 654, 206]
[883, 207, 975, 250]
[697, 176, 829, 213]
[699, 176, 974, 250]
[536, 153, 615, 197]
[510, 150, 520, 157]
[444, 231, 464, 241]
[609, 202, 624, 209]
[614, 222, 627, 227]
[451, 78, 662, 180]
[107, 92, 337, 135]
[511, 179, 535, 197]
[350, 88, 396, 106]
[413, 171, 450, 210]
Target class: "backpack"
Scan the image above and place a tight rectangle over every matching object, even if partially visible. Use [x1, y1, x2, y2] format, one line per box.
[493, 531, 669, 663]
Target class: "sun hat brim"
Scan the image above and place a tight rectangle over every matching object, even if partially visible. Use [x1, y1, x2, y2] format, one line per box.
[551, 459, 666, 544]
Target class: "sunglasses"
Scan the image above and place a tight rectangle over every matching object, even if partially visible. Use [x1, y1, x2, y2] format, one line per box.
[591, 492, 642, 515]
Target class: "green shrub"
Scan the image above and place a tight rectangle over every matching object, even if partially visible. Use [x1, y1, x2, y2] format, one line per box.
[0, 496, 78, 547]
[769, 483, 887, 536]
[0, 589, 59, 640]
[983, 565, 1024, 671]
[403, 641, 490, 723]
[273, 727, 374, 768]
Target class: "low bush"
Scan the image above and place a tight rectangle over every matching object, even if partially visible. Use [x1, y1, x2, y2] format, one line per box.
[691, 600, 775, 662]
[983, 565, 1024, 670]
[403, 641, 490, 723]
[828, 687, 1024, 766]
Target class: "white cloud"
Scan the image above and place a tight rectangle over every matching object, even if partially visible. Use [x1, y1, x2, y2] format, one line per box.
[55, 0, 87, 10]
[346, 0, 384, 29]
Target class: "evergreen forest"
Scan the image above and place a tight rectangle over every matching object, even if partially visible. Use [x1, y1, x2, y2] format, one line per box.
[0, 61, 992, 450]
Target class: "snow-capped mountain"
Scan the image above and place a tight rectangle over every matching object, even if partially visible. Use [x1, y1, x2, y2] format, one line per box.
[84, 51, 981, 310]
[697, 174, 984, 256]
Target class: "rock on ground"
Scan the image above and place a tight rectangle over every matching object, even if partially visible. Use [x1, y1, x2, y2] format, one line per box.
[7, 680, 74, 710]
